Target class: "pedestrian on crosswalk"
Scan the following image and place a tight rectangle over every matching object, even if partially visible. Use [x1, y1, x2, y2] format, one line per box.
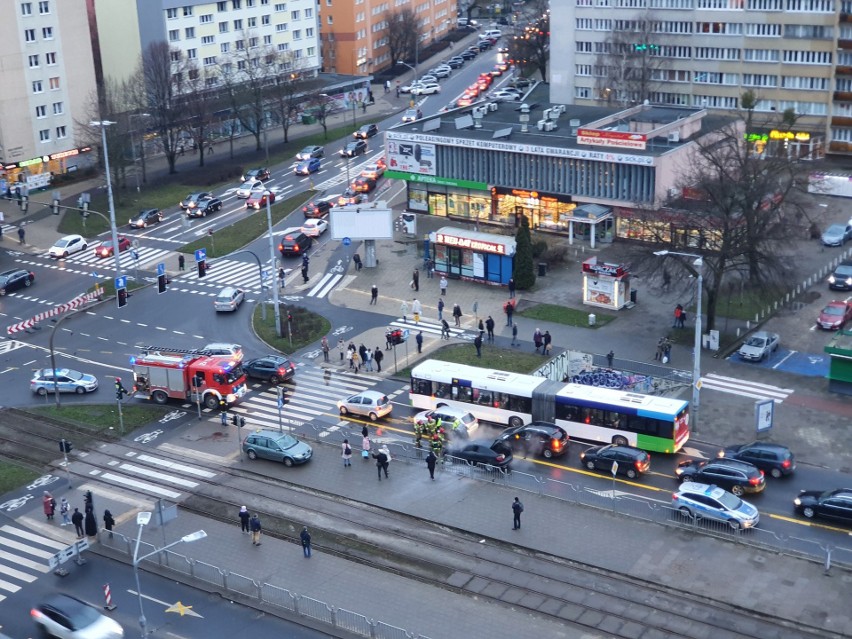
[370, 284, 378, 305]
[60, 497, 71, 525]
[103, 510, 115, 538]
[412, 298, 422, 324]
[250, 514, 262, 546]
[441, 319, 450, 339]
[72, 508, 84, 538]
[364, 348, 374, 371]
[401, 300, 409, 323]
[338, 338, 346, 362]
[373, 347, 383, 372]
[437, 298, 444, 321]
[239, 506, 250, 533]
[321, 336, 330, 362]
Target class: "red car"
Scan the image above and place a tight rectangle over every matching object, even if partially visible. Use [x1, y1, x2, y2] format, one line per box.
[95, 236, 131, 258]
[245, 191, 276, 209]
[817, 300, 852, 330]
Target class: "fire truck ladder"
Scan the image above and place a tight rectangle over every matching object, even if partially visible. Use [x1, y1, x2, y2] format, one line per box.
[138, 345, 216, 356]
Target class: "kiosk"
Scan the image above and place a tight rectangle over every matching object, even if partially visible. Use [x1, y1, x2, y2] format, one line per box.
[581, 257, 631, 310]
[429, 226, 516, 285]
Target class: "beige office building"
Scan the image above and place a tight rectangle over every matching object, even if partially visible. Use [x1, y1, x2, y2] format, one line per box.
[0, 0, 98, 184]
[549, 0, 852, 156]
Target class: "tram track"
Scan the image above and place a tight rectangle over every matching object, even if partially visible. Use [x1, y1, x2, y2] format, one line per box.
[0, 411, 839, 639]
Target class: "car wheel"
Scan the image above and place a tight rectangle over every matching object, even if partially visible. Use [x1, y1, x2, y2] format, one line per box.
[612, 436, 628, 447]
[247, 450, 258, 460]
[36, 387, 47, 396]
[75, 386, 86, 395]
[152, 390, 169, 404]
[727, 519, 741, 531]
[62, 251, 69, 258]
[585, 460, 596, 470]
[283, 457, 295, 467]
[269, 374, 280, 385]
[24, 279, 31, 287]
[339, 406, 349, 416]
[731, 485, 745, 496]
[679, 474, 693, 483]
[508, 416, 523, 428]
[204, 395, 219, 410]
[678, 506, 694, 519]
[802, 506, 815, 518]
[369, 412, 379, 422]
[626, 468, 638, 479]
[543, 449, 554, 459]
[770, 467, 783, 479]
[82, 244, 88, 250]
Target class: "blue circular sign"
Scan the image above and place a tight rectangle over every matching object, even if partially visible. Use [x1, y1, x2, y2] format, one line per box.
[342, 237, 351, 246]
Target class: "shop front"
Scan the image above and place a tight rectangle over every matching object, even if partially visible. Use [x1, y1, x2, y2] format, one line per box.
[581, 257, 631, 310]
[1, 145, 94, 195]
[429, 226, 516, 285]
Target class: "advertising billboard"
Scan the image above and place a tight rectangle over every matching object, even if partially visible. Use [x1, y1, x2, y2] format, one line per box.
[387, 140, 436, 176]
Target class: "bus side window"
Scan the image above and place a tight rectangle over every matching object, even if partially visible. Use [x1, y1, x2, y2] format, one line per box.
[412, 379, 432, 396]
[555, 404, 577, 421]
[605, 411, 621, 429]
[457, 386, 473, 403]
[477, 390, 492, 405]
[508, 395, 531, 414]
[435, 383, 448, 398]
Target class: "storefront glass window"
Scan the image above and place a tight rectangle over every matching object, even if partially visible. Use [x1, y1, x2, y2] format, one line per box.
[428, 192, 447, 217]
[434, 244, 448, 272]
[460, 249, 474, 278]
[409, 184, 428, 212]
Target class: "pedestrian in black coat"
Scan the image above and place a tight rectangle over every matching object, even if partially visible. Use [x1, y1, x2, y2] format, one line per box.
[412, 268, 419, 292]
[508, 278, 516, 299]
[426, 450, 437, 480]
[370, 284, 378, 304]
[178, 254, 186, 271]
[71, 508, 84, 538]
[474, 334, 482, 357]
[300, 527, 312, 558]
[239, 506, 250, 533]
[543, 330, 552, 355]
[372, 447, 390, 480]
[373, 347, 383, 372]
[452, 304, 462, 327]
[512, 497, 524, 530]
[416, 331, 423, 353]
[103, 510, 115, 538]
[485, 316, 495, 342]
[250, 514, 262, 545]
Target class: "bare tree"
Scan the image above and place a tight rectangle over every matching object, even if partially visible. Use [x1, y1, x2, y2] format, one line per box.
[508, 13, 549, 81]
[308, 93, 338, 140]
[640, 95, 810, 331]
[141, 41, 189, 174]
[594, 12, 668, 106]
[182, 63, 223, 167]
[268, 54, 308, 144]
[385, 7, 419, 68]
[220, 35, 279, 151]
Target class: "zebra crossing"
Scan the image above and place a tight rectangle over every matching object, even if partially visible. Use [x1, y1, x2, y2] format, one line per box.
[700, 373, 794, 403]
[387, 316, 471, 340]
[230, 366, 381, 429]
[0, 524, 64, 603]
[173, 258, 266, 293]
[307, 271, 345, 298]
[61, 245, 172, 271]
[87, 450, 220, 500]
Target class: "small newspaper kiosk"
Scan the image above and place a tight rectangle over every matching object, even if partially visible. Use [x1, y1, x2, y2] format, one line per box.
[581, 257, 631, 310]
[429, 227, 516, 285]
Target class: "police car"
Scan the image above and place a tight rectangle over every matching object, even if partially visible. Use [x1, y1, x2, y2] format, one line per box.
[672, 482, 760, 530]
[414, 407, 479, 439]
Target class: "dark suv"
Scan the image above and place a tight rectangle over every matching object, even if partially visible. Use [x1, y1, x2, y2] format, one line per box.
[676, 457, 765, 495]
[718, 441, 795, 478]
[278, 232, 312, 257]
[494, 422, 569, 459]
[829, 262, 852, 290]
[303, 197, 334, 218]
[580, 444, 650, 479]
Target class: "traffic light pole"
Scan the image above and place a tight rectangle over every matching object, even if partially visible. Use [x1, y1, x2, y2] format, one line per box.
[60, 439, 72, 488]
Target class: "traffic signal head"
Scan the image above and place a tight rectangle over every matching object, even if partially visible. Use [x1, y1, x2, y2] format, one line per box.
[59, 439, 73, 453]
[198, 259, 207, 278]
[239, 417, 246, 428]
[231, 414, 238, 426]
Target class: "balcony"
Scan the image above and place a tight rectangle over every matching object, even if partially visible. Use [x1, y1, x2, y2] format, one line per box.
[835, 92, 852, 101]
[829, 140, 852, 154]
[839, 40, 852, 50]
[837, 66, 852, 75]
[831, 116, 852, 127]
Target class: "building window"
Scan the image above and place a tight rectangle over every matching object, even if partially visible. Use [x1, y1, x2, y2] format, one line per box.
[169, 29, 179, 41]
[262, 14, 270, 24]
[306, 27, 314, 37]
[576, 87, 592, 99]
[217, 1, 227, 10]
[237, 59, 246, 70]
[202, 35, 214, 44]
[56, 125, 66, 139]
[277, 42, 289, 51]
[248, 17, 256, 27]
[232, 0, 241, 8]
[183, 5, 193, 16]
[247, 0, 255, 6]
[276, 23, 288, 31]
[219, 21, 229, 33]
[21, 2, 32, 15]
[170, 49, 181, 61]
[35, 105, 47, 118]
[39, 129, 50, 142]
[187, 48, 197, 59]
[45, 51, 56, 64]
[32, 80, 43, 93]
[291, 9, 300, 19]
[275, 3, 286, 10]
[263, 35, 271, 44]
[49, 76, 59, 89]
[42, 26, 53, 39]
[204, 56, 217, 66]
[167, 7, 178, 18]
[221, 42, 230, 52]
[235, 39, 245, 49]
[249, 36, 258, 47]
[25, 28, 36, 42]
[28, 54, 39, 68]
[307, 46, 315, 56]
[38, 0, 49, 11]
[185, 27, 195, 39]
[292, 29, 301, 39]
[52, 101, 63, 114]
[234, 19, 242, 29]
[327, 15, 333, 24]
[201, 14, 213, 23]
[305, 7, 313, 17]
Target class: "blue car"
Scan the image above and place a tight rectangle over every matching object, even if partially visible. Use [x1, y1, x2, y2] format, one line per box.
[294, 158, 322, 175]
[30, 368, 99, 395]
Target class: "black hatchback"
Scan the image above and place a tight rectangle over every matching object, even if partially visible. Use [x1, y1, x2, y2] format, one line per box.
[676, 457, 765, 495]
[0, 268, 34, 295]
[580, 445, 650, 479]
[718, 441, 795, 478]
[828, 262, 852, 290]
[128, 208, 163, 229]
[494, 422, 569, 459]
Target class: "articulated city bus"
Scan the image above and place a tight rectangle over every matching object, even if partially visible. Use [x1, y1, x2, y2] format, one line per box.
[410, 360, 690, 453]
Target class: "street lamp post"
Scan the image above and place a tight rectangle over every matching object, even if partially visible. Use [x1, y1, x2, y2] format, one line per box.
[132, 511, 206, 639]
[265, 191, 282, 338]
[90, 121, 123, 278]
[129, 113, 150, 192]
[654, 250, 703, 433]
[397, 61, 418, 89]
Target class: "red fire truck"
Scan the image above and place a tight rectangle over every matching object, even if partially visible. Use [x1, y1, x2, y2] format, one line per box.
[131, 346, 248, 409]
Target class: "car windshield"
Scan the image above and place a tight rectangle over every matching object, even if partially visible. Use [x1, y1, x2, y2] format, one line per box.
[275, 434, 299, 450]
[745, 336, 766, 347]
[240, 182, 257, 190]
[835, 266, 852, 277]
[462, 414, 475, 424]
[827, 224, 845, 234]
[824, 306, 845, 316]
[56, 239, 72, 248]
[217, 291, 233, 302]
[716, 491, 743, 510]
[64, 602, 101, 629]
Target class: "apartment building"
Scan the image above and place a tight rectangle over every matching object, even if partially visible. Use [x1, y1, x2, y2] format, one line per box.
[0, 0, 97, 186]
[320, 0, 457, 75]
[93, 0, 321, 87]
[550, 0, 847, 156]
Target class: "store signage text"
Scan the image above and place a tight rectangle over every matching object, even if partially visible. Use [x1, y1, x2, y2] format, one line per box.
[386, 132, 655, 167]
[577, 128, 648, 150]
[436, 233, 506, 255]
[582, 259, 626, 277]
[385, 170, 488, 190]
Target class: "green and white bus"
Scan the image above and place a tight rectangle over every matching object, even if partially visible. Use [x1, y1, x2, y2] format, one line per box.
[410, 360, 690, 453]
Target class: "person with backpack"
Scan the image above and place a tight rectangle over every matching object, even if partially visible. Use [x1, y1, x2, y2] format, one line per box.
[250, 514, 262, 546]
[342, 439, 352, 467]
[512, 497, 524, 530]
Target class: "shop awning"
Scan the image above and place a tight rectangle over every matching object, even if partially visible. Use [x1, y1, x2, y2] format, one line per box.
[431, 226, 517, 257]
[561, 203, 612, 224]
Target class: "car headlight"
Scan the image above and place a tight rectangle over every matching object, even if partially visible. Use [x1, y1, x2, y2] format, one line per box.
[793, 497, 801, 506]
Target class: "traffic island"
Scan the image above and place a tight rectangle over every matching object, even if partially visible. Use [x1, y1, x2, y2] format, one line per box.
[252, 305, 330, 355]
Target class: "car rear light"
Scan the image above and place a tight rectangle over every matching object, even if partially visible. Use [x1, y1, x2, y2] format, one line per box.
[495, 454, 505, 462]
[672, 493, 679, 500]
[278, 244, 283, 251]
[749, 476, 762, 485]
[781, 458, 791, 469]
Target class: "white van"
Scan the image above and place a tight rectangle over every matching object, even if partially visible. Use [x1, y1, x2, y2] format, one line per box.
[480, 29, 502, 40]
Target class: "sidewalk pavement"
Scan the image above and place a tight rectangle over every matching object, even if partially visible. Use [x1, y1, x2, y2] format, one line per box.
[86, 430, 848, 639]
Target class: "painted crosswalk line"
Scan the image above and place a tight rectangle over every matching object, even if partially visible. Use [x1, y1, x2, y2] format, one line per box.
[0, 524, 66, 602]
[700, 373, 794, 402]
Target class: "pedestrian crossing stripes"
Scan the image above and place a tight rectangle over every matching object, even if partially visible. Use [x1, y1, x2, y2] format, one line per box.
[0, 524, 63, 602]
[173, 258, 268, 292]
[61, 245, 172, 271]
[387, 316, 468, 340]
[307, 272, 343, 298]
[231, 366, 380, 428]
[700, 373, 794, 403]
